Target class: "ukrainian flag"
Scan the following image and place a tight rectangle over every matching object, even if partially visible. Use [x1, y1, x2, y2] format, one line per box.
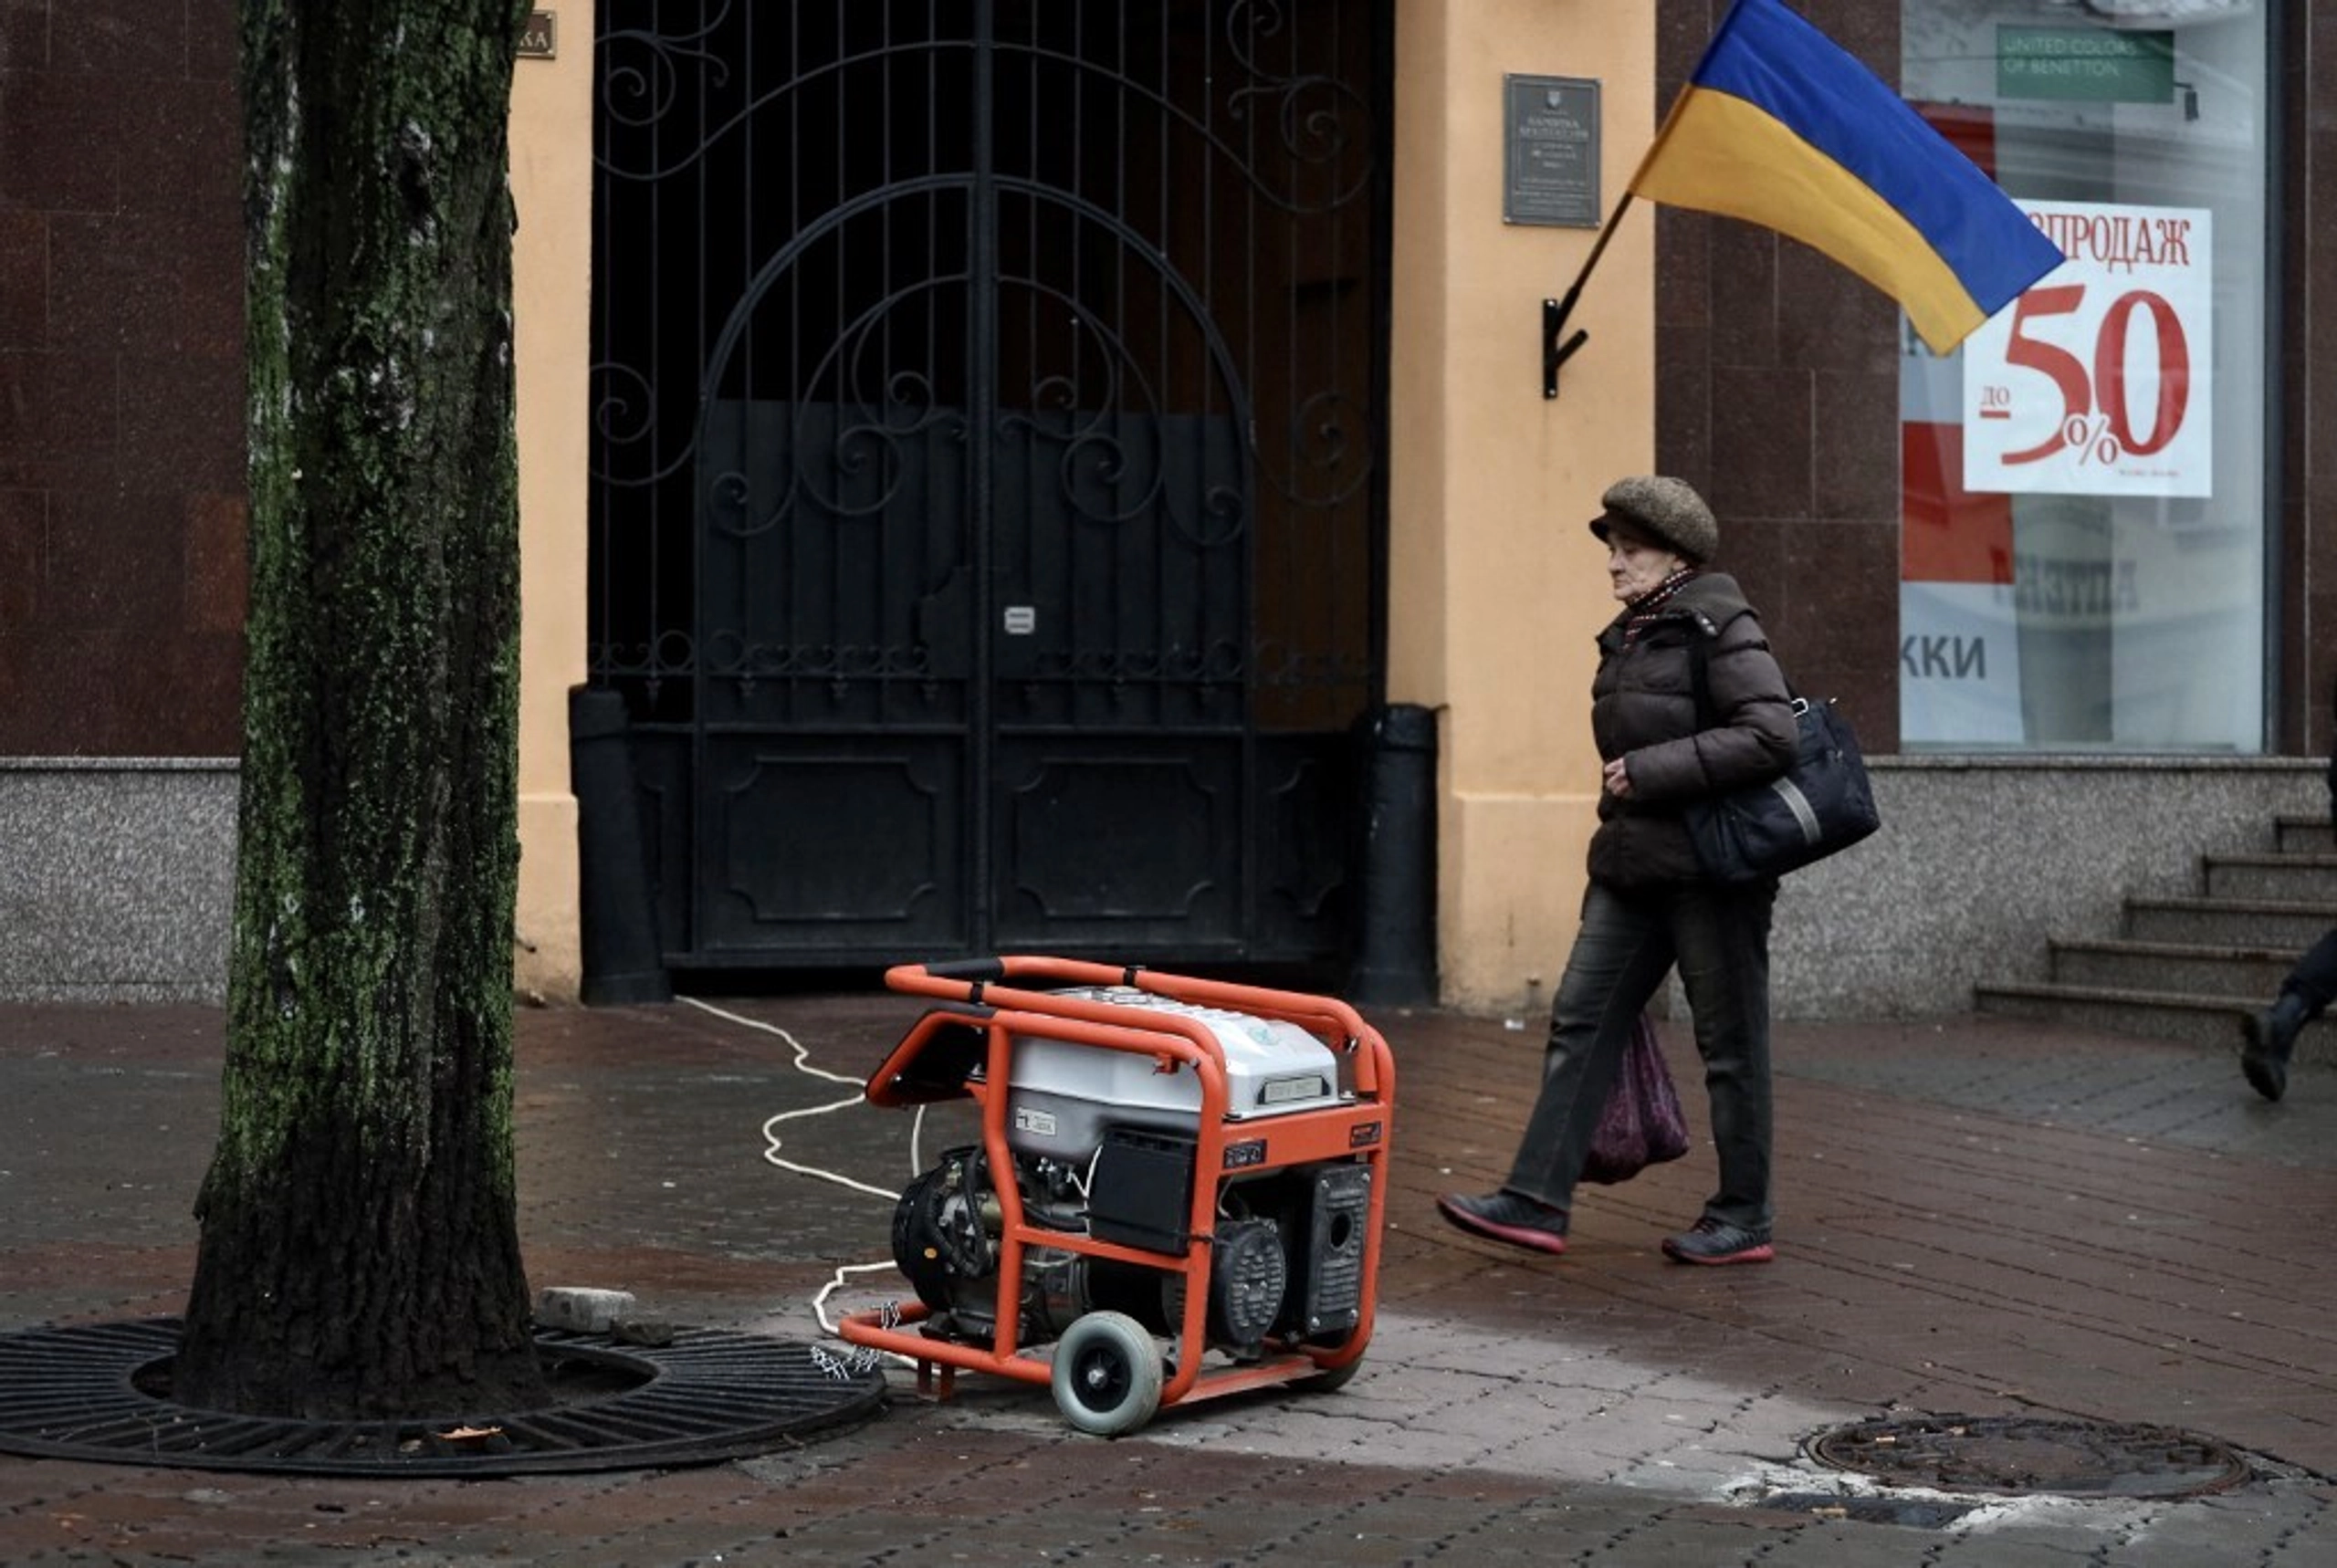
[1631, 0, 2066, 355]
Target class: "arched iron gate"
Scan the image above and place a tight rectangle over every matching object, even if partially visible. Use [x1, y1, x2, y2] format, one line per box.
[589, 0, 1390, 972]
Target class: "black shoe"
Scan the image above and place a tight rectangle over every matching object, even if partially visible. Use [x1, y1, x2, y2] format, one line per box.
[1436, 1190, 1569, 1256]
[2241, 992, 2311, 1103]
[1662, 1217, 1774, 1266]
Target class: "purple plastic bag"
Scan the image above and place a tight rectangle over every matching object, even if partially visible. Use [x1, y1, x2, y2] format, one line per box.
[1579, 1013, 1691, 1186]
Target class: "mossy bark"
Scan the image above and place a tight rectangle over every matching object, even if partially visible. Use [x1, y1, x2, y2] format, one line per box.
[174, 0, 544, 1419]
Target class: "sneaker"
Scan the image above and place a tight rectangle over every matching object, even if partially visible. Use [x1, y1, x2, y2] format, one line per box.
[1436, 1190, 1569, 1256]
[1662, 1217, 1774, 1266]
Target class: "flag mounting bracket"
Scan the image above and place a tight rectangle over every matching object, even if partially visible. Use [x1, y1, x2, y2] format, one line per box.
[1543, 299, 1588, 398]
[1540, 192, 1631, 400]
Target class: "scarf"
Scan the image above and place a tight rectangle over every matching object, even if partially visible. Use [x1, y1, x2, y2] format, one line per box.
[1620, 566, 1701, 645]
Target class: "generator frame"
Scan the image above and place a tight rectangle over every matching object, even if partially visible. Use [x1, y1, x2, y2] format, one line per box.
[837, 955, 1396, 1436]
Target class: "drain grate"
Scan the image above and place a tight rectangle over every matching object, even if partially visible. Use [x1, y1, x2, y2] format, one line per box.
[0, 1318, 886, 1477]
[1808, 1413, 2253, 1500]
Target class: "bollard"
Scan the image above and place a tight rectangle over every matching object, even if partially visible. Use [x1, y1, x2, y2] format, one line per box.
[569, 685, 674, 1005]
[1349, 702, 1438, 1007]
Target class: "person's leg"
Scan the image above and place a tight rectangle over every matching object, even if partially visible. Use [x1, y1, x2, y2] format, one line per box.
[1501, 883, 1677, 1206]
[2283, 926, 2337, 1014]
[1438, 883, 1672, 1254]
[1663, 879, 1776, 1259]
[2242, 924, 2337, 1102]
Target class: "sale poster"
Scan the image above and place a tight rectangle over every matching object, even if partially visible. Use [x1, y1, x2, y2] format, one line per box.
[1961, 199, 2212, 498]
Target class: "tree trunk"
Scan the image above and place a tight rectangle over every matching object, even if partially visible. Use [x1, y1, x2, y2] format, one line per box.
[175, 0, 543, 1419]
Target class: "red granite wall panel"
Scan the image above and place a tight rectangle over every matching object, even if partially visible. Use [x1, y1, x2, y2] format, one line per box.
[2296, 2, 2337, 758]
[1652, 0, 1907, 751]
[0, 0, 245, 758]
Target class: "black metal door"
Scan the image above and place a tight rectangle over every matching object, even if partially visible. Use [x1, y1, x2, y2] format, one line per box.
[590, 0, 1389, 972]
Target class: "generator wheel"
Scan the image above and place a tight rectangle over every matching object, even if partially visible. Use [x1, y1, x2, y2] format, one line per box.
[1299, 1353, 1364, 1393]
[1298, 1332, 1364, 1392]
[1051, 1311, 1164, 1437]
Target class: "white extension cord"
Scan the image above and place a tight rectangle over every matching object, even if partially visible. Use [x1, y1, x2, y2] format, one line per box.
[679, 995, 921, 1339]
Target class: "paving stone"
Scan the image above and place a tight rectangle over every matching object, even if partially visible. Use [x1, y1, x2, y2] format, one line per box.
[4, 999, 2334, 1565]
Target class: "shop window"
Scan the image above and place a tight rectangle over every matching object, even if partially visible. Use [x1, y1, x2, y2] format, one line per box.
[1899, 0, 2268, 751]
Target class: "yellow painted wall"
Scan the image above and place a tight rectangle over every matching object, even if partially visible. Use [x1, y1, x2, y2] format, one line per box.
[1389, 2, 1657, 1017]
[508, 5, 595, 1004]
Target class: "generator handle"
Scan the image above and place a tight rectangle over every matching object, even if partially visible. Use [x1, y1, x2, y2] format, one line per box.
[885, 955, 1391, 1099]
[914, 957, 1009, 984]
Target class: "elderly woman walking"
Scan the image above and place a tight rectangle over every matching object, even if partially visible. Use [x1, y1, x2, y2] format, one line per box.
[1440, 476, 1799, 1265]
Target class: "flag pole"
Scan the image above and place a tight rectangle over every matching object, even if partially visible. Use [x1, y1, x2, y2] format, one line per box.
[1542, 87, 1689, 398]
[1542, 191, 1636, 398]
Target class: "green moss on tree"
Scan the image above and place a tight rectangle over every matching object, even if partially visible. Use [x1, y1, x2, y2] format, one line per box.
[175, 0, 543, 1420]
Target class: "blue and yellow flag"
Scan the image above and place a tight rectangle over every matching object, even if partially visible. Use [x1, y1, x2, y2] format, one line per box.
[1630, 0, 2065, 355]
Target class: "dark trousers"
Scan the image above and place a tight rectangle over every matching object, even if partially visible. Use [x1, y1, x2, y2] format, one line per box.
[1505, 877, 1776, 1230]
[2280, 925, 2337, 1014]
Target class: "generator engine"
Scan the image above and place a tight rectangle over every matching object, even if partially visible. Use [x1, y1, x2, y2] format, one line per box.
[886, 987, 1373, 1358]
[891, 1139, 1371, 1355]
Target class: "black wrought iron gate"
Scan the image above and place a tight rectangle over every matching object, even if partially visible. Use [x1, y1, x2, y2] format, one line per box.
[589, 1, 1390, 973]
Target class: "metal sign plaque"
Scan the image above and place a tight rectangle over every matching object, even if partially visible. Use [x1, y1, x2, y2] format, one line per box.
[519, 10, 556, 58]
[1504, 74, 1600, 228]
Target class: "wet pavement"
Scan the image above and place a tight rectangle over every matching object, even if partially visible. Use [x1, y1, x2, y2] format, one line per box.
[4, 988, 2335, 1564]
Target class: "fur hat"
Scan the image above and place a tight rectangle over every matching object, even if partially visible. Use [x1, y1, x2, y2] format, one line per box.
[1589, 476, 1718, 565]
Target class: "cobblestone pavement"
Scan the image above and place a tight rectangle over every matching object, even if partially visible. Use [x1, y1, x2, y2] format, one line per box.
[3, 991, 2334, 1565]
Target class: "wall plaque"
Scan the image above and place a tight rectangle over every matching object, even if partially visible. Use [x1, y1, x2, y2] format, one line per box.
[1504, 74, 1600, 228]
[519, 10, 556, 58]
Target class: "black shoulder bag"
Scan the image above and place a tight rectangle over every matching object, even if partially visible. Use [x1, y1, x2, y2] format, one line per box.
[1683, 634, 1880, 884]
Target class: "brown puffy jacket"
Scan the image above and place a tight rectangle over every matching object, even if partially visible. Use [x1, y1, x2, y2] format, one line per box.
[1585, 571, 1798, 890]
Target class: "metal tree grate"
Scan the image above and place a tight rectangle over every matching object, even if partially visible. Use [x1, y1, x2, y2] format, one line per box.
[0, 1318, 886, 1477]
[1807, 1413, 2254, 1500]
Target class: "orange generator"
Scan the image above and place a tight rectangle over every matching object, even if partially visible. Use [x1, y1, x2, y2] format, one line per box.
[838, 956, 1396, 1436]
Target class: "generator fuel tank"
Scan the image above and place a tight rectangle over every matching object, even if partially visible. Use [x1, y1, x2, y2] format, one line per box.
[1002, 987, 1344, 1160]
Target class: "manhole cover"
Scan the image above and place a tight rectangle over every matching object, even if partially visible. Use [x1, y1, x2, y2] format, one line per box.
[0, 1318, 886, 1477]
[1808, 1414, 2253, 1500]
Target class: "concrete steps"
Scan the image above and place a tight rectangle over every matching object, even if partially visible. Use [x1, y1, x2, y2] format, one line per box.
[2200, 852, 2337, 904]
[2046, 936, 2300, 997]
[1975, 979, 2333, 1052]
[2274, 813, 2335, 855]
[2123, 896, 2337, 949]
[1975, 810, 2335, 1051]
